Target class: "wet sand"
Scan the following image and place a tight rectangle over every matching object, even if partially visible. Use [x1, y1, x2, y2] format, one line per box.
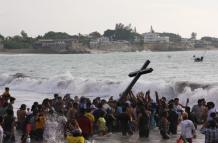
[14, 126, 205, 143]
[92, 127, 204, 143]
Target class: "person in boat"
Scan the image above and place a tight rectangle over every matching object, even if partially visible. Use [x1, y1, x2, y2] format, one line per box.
[193, 55, 204, 62]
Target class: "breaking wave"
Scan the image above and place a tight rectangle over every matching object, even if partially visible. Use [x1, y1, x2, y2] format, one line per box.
[1, 72, 218, 106]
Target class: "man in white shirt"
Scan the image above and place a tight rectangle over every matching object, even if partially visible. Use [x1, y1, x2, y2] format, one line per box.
[180, 112, 196, 143]
[206, 102, 216, 121]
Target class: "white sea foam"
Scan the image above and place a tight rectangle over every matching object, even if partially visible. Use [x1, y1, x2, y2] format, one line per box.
[1, 72, 218, 107]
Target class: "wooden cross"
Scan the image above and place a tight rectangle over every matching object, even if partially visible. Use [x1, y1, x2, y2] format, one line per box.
[122, 60, 153, 97]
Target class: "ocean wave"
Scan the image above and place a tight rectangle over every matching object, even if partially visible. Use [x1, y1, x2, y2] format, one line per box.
[1, 72, 218, 106]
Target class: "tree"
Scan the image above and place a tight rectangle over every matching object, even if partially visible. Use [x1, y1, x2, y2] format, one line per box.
[115, 23, 125, 30]
[89, 31, 101, 39]
[78, 34, 90, 46]
[191, 32, 197, 40]
[36, 35, 43, 40]
[43, 31, 72, 39]
[103, 29, 115, 40]
[3, 36, 32, 49]
[104, 23, 138, 42]
[21, 30, 28, 39]
[0, 34, 4, 40]
[3, 31, 33, 49]
[114, 23, 134, 41]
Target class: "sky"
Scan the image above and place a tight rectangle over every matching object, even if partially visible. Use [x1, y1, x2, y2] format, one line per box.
[0, 0, 218, 38]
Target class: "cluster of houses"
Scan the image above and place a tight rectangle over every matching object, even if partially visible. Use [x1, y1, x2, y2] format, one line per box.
[143, 26, 169, 43]
[32, 26, 170, 51]
[1, 26, 215, 52]
[33, 39, 76, 50]
[89, 26, 197, 51]
[90, 26, 171, 48]
[33, 38, 88, 53]
[29, 26, 214, 52]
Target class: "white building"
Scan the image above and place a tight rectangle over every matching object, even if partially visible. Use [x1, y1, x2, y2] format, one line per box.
[90, 37, 110, 48]
[33, 39, 78, 49]
[144, 26, 169, 43]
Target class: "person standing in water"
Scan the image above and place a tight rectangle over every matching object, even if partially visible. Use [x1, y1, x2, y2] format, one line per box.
[200, 120, 218, 143]
[138, 107, 150, 138]
[180, 112, 196, 143]
[118, 105, 133, 136]
[2, 87, 11, 100]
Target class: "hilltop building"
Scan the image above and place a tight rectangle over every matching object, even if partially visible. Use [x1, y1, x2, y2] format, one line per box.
[144, 26, 169, 43]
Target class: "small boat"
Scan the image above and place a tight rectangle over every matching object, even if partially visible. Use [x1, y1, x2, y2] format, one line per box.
[193, 55, 204, 62]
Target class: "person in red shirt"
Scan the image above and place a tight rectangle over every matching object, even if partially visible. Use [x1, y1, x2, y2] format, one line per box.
[77, 109, 92, 139]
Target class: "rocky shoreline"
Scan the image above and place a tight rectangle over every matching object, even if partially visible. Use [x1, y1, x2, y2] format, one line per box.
[0, 48, 91, 54]
[0, 44, 217, 54]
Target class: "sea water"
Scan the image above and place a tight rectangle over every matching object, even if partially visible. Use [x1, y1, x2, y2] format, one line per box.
[0, 50, 214, 143]
[0, 50, 218, 109]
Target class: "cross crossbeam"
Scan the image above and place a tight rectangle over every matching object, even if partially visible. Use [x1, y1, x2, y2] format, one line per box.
[122, 60, 153, 97]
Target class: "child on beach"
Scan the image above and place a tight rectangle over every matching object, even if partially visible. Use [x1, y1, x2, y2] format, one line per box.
[97, 112, 107, 136]
[65, 119, 85, 143]
[65, 131, 85, 143]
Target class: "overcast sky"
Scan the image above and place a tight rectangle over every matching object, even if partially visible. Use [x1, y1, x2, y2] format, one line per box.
[0, 0, 218, 38]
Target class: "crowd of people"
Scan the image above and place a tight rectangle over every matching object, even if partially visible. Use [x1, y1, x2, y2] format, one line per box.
[0, 87, 217, 143]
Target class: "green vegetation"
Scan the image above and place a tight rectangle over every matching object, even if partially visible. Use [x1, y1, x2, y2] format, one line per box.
[3, 31, 34, 49]
[0, 34, 4, 40]
[89, 31, 101, 39]
[103, 29, 115, 40]
[43, 31, 72, 39]
[0, 23, 216, 50]
[78, 34, 90, 46]
[103, 23, 137, 42]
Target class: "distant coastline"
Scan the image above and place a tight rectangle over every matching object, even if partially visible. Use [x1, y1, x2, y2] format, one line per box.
[1, 24, 218, 54]
[0, 46, 215, 54]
